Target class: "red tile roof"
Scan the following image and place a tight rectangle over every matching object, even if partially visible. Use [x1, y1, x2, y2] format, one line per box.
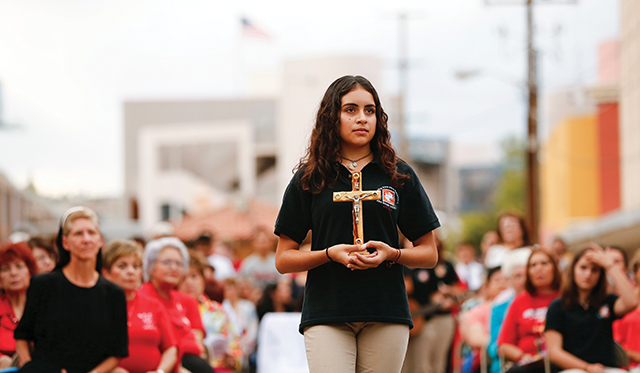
[173, 198, 279, 242]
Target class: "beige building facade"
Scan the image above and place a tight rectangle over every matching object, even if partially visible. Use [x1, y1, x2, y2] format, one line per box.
[620, 0, 640, 210]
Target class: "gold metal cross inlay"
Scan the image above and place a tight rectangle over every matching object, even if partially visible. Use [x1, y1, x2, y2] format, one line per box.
[333, 172, 381, 255]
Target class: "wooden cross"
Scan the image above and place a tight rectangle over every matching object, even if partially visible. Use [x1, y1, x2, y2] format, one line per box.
[333, 172, 381, 255]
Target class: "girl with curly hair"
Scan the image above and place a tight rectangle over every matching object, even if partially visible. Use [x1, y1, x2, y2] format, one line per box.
[274, 75, 440, 372]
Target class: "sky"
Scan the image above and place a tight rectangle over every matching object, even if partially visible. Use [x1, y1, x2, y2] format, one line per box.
[0, 0, 620, 198]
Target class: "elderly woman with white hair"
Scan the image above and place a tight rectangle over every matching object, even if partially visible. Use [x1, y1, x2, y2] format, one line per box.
[138, 237, 214, 373]
[487, 247, 532, 373]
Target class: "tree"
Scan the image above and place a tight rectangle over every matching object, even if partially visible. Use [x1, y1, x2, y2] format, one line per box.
[453, 136, 526, 253]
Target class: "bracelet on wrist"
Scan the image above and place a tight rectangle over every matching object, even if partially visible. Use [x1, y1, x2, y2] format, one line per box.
[157, 369, 166, 373]
[386, 248, 401, 268]
[326, 248, 334, 262]
[393, 248, 401, 262]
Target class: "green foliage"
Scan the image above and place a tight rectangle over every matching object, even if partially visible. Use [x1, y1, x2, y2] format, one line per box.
[500, 136, 526, 170]
[494, 169, 525, 214]
[495, 135, 526, 214]
[450, 135, 526, 253]
[458, 212, 497, 252]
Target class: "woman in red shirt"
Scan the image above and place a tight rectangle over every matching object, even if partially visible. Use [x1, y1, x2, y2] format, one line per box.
[497, 248, 562, 373]
[614, 250, 640, 369]
[139, 237, 214, 373]
[102, 239, 177, 373]
[0, 242, 37, 369]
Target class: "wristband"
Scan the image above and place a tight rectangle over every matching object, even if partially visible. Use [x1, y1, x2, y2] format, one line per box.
[326, 248, 334, 262]
[157, 370, 166, 373]
[392, 248, 401, 262]
[386, 248, 401, 268]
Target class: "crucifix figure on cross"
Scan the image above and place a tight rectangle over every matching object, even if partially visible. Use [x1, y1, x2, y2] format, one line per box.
[333, 172, 382, 255]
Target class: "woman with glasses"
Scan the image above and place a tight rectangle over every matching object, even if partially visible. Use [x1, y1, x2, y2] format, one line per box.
[139, 237, 214, 373]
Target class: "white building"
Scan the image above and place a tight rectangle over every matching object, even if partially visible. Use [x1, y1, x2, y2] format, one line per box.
[125, 56, 451, 235]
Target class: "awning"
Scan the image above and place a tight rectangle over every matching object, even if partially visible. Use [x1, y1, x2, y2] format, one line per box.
[561, 207, 640, 252]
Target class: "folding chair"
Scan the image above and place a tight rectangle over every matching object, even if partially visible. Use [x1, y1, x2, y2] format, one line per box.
[613, 341, 629, 369]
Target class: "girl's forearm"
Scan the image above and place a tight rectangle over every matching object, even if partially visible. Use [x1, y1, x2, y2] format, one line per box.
[608, 267, 638, 314]
[275, 245, 330, 273]
[398, 231, 438, 269]
[548, 347, 589, 370]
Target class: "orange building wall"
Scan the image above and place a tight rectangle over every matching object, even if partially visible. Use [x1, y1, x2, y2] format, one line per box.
[541, 115, 600, 234]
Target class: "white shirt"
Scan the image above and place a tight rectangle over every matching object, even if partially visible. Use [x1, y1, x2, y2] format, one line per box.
[207, 254, 236, 280]
[455, 260, 484, 291]
[484, 244, 509, 268]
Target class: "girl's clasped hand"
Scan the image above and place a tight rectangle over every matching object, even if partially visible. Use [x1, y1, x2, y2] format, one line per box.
[327, 241, 398, 270]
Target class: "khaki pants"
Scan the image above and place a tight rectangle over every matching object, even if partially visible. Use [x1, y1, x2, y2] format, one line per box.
[401, 314, 456, 373]
[304, 322, 410, 373]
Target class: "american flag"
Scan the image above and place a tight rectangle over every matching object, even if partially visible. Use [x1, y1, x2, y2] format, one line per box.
[241, 17, 271, 40]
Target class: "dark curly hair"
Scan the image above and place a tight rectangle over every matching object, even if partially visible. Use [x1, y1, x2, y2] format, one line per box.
[296, 75, 410, 193]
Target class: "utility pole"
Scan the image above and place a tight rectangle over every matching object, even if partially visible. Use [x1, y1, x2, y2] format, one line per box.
[526, 0, 540, 244]
[397, 12, 411, 163]
[486, 0, 576, 243]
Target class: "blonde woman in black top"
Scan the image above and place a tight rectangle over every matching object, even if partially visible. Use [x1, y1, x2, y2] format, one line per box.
[15, 206, 128, 373]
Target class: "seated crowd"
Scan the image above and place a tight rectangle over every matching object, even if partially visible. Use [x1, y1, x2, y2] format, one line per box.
[404, 212, 640, 373]
[1, 208, 640, 373]
[0, 207, 301, 373]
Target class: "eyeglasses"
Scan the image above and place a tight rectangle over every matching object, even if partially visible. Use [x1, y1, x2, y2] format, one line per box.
[35, 255, 53, 263]
[158, 259, 184, 269]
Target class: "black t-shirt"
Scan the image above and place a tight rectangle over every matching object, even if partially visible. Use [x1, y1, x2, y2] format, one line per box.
[545, 294, 619, 367]
[15, 269, 128, 373]
[275, 156, 440, 333]
[409, 261, 459, 306]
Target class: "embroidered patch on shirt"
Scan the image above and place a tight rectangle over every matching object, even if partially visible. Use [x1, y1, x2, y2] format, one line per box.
[377, 186, 398, 210]
[598, 305, 610, 319]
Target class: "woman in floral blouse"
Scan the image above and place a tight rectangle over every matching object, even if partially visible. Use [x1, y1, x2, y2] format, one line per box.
[180, 253, 243, 373]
